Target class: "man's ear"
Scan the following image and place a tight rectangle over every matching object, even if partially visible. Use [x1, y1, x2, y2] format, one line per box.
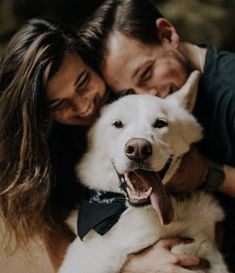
[156, 18, 180, 48]
[166, 70, 201, 112]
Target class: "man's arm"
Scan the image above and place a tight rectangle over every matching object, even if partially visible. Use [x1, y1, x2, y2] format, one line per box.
[166, 147, 235, 198]
[219, 165, 235, 198]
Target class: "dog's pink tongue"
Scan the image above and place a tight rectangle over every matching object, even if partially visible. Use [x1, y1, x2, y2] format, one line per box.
[150, 178, 174, 225]
[135, 170, 174, 225]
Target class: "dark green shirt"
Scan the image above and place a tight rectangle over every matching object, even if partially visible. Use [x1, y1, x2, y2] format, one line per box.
[194, 46, 235, 271]
[194, 46, 235, 166]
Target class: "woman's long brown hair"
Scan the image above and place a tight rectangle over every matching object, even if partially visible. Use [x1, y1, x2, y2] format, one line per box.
[0, 18, 82, 249]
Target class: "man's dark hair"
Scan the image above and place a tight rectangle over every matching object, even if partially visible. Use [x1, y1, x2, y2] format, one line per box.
[79, 0, 163, 72]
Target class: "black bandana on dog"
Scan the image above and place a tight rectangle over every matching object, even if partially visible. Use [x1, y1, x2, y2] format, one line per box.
[77, 190, 127, 240]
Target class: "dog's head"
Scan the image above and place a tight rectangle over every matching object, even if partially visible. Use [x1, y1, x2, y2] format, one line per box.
[77, 71, 202, 225]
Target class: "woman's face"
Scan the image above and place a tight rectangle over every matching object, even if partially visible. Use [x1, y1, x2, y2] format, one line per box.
[47, 52, 106, 126]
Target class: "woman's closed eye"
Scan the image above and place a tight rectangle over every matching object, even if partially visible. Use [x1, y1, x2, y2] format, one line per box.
[77, 71, 91, 92]
[50, 99, 70, 111]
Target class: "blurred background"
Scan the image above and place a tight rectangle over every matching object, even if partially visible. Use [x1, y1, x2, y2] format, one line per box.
[0, 0, 235, 51]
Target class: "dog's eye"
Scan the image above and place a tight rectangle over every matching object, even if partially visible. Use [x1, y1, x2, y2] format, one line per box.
[112, 120, 124, 128]
[153, 119, 168, 128]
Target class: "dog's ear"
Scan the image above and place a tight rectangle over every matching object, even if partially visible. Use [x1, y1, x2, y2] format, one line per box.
[166, 70, 200, 112]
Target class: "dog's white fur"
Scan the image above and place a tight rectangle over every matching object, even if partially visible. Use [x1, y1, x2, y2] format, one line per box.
[59, 71, 229, 273]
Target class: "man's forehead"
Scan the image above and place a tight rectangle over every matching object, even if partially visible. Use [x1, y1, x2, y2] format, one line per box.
[103, 32, 153, 92]
[107, 31, 151, 62]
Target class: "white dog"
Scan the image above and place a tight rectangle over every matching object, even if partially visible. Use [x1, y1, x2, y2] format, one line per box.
[59, 71, 229, 273]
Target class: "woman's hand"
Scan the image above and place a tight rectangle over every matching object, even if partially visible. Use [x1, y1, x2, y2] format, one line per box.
[121, 238, 209, 273]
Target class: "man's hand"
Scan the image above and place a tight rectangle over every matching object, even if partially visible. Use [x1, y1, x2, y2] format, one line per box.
[121, 238, 209, 273]
[165, 147, 210, 194]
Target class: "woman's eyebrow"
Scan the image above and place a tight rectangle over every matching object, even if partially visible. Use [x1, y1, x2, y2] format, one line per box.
[48, 69, 87, 107]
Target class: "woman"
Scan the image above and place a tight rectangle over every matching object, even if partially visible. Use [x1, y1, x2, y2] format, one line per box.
[0, 17, 206, 273]
[0, 16, 106, 266]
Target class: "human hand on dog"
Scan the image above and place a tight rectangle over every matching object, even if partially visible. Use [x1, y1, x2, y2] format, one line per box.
[165, 147, 210, 194]
[121, 237, 209, 273]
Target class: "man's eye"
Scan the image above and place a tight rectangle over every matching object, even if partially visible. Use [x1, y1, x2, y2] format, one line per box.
[112, 120, 124, 128]
[153, 119, 168, 128]
[140, 66, 152, 82]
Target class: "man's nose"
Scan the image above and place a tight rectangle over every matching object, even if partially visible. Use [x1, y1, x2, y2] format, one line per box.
[133, 86, 146, 94]
[134, 87, 158, 96]
[148, 88, 158, 96]
[149, 88, 170, 98]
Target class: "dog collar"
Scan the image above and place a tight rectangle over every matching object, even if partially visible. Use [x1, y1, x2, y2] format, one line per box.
[77, 189, 127, 240]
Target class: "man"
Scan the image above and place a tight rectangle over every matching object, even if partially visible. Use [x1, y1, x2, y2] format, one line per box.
[79, 0, 235, 272]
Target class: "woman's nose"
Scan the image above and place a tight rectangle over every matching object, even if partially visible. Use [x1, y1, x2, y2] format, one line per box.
[71, 96, 87, 113]
[72, 89, 97, 113]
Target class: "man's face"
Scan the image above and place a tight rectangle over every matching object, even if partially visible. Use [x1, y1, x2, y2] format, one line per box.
[102, 31, 191, 98]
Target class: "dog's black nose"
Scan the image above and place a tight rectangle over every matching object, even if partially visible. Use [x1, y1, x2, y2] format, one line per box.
[125, 138, 152, 161]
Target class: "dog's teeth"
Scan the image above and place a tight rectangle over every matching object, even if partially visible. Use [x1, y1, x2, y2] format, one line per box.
[127, 188, 139, 201]
[127, 183, 153, 204]
[145, 187, 153, 197]
[127, 187, 134, 197]
[124, 173, 135, 191]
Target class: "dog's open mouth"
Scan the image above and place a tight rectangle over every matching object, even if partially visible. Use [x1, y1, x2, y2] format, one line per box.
[124, 171, 153, 205]
[117, 159, 174, 225]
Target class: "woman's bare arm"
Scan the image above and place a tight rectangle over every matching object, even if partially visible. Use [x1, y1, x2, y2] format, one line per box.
[44, 228, 75, 271]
